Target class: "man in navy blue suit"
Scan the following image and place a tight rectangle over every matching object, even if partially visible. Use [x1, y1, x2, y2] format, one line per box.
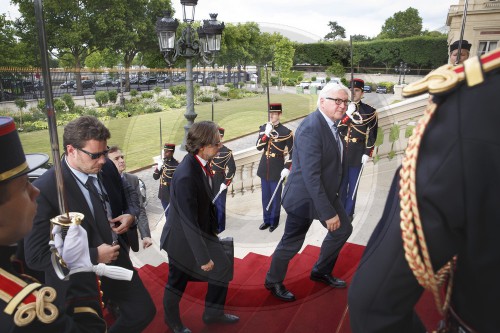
[265, 83, 352, 301]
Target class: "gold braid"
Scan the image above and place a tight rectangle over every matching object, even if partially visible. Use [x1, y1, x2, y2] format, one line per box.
[399, 100, 456, 316]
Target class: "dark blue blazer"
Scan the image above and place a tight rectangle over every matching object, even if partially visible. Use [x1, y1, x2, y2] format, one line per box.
[25, 158, 132, 287]
[160, 154, 231, 282]
[282, 109, 347, 222]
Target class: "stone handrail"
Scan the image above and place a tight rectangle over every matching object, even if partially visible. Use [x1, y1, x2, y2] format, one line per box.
[229, 93, 429, 196]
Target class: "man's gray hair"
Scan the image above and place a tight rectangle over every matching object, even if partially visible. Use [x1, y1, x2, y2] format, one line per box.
[317, 82, 351, 109]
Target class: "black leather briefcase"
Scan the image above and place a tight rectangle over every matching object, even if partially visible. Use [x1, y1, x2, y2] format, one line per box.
[220, 237, 234, 281]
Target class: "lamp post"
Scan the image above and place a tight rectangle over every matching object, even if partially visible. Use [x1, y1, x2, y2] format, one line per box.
[395, 62, 410, 85]
[156, 1, 224, 150]
[118, 63, 125, 107]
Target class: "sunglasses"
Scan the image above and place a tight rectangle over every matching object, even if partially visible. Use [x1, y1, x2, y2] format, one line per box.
[76, 147, 109, 160]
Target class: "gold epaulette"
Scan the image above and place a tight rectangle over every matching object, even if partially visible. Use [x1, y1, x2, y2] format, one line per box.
[403, 48, 500, 98]
[0, 268, 58, 326]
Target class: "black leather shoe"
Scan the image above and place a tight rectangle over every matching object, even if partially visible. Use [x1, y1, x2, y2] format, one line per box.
[165, 317, 192, 333]
[259, 223, 270, 230]
[202, 313, 240, 324]
[269, 224, 278, 232]
[265, 281, 296, 302]
[310, 272, 346, 288]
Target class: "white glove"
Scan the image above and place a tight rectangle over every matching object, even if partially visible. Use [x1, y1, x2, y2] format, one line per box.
[219, 183, 228, 192]
[264, 122, 272, 136]
[280, 168, 290, 179]
[57, 225, 92, 270]
[346, 103, 357, 118]
[157, 161, 163, 170]
[361, 154, 370, 164]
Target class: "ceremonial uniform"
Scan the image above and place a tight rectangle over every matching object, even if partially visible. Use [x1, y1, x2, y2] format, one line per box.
[256, 103, 293, 231]
[153, 143, 179, 212]
[348, 48, 500, 332]
[338, 79, 378, 218]
[0, 116, 106, 333]
[1, 246, 106, 333]
[211, 128, 236, 233]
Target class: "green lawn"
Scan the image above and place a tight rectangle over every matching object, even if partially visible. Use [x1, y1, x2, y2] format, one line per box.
[19, 92, 317, 171]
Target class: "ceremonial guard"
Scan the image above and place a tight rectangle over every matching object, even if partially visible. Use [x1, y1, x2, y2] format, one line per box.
[153, 143, 179, 212]
[0, 116, 106, 332]
[256, 103, 293, 232]
[210, 127, 236, 233]
[338, 78, 378, 220]
[349, 48, 500, 333]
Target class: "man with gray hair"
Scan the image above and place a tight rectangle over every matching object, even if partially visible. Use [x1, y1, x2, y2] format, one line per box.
[264, 83, 351, 301]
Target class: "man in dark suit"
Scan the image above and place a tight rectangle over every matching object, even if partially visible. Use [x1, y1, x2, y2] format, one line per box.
[108, 145, 152, 250]
[338, 78, 378, 220]
[0, 116, 106, 332]
[160, 121, 239, 333]
[348, 48, 500, 333]
[256, 103, 293, 232]
[265, 83, 351, 302]
[210, 127, 236, 233]
[24, 116, 155, 333]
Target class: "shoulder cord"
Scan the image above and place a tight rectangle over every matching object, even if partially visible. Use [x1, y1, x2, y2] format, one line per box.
[399, 100, 456, 316]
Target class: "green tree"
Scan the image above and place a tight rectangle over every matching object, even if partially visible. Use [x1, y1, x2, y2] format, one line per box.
[274, 37, 295, 88]
[14, 98, 27, 129]
[351, 34, 370, 42]
[324, 21, 346, 41]
[326, 62, 346, 78]
[379, 7, 422, 39]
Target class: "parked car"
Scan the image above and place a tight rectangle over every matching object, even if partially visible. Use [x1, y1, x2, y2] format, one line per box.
[60, 80, 75, 89]
[95, 79, 113, 87]
[73, 80, 94, 89]
[129, 77, 139, 84]
[363, 85, 372, 93]
[112, 78, 126, 86]
[139, 77, 157, 85]
[310, 77, 327, 90]
[298, 81, 311, 89]
[376, 86, 387, 94]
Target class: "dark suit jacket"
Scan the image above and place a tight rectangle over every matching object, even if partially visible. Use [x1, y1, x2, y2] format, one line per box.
[160, 154, 231, 283]
[25, 158, 133, 296]
[282, 109, 347, 222]
[123, 172, 150, 239]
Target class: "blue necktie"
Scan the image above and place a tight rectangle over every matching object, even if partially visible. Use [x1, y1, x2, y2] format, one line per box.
[332, 125, 343, 161]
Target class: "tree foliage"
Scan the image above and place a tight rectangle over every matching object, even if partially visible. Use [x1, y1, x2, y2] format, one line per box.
[379, 7, 423, 39]
[324, 21, 346, 41]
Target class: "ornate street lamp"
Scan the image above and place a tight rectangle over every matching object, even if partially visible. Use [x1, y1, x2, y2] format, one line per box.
[395, 62, 411, 85]
[156, 3, 224, 150]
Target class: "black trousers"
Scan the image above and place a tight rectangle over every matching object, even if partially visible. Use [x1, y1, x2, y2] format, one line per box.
[163, 260, 228, 327]
[102, 262, 156, 333]
[266, 211, 352, 284]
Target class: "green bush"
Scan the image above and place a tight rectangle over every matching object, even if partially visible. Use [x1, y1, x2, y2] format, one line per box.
[141, 92, 154, 99]
[169, 85, 186, 95]
[108, 90, 118, 103]
[311, 76, 317, 82]
[153, 87, 162, 95]
[61, 93, 75, 111]
[270, 77, 279, 86]
[378, 81, 395, 93]
[130, 89, 139, 97]
[224, 83, 234, 89]
[341, 77, 348, 86]
[54, 98, 67, 113]
[95, 91, 109, 106]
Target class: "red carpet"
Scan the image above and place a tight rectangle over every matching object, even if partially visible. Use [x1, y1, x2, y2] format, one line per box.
[106, 243, 441, 332]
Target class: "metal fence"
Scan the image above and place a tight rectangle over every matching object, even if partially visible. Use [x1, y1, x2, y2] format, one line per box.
[0, 67, 248, 102]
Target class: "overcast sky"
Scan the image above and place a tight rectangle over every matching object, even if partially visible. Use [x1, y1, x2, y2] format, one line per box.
[2, 0, 459, 39]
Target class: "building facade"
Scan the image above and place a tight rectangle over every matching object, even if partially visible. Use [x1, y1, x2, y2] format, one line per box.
[447, 0, 500, 56]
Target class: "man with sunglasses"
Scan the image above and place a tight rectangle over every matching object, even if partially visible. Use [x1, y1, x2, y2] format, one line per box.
[24, 116, 156, 333]
[265, 83, 351, 301]
[337, 78, 378, 222]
